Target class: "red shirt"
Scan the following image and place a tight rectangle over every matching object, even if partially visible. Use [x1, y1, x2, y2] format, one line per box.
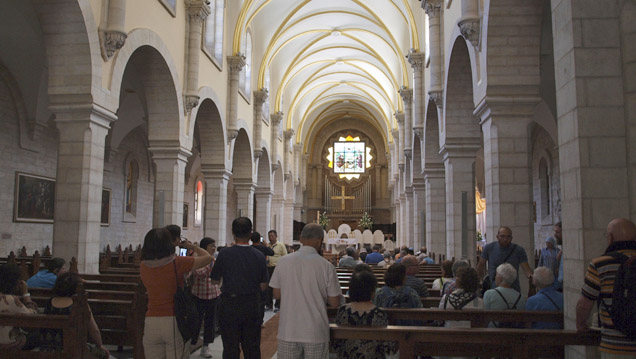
[141, 256, 194, 317]
[191, 261, 221, 300]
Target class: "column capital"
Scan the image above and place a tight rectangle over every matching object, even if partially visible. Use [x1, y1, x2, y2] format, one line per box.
[413, 126, 424, 140]
[473, 96, 542, 123]
[201, 165, 232, 180]
[423, 0, 442, 17]
[439, 141, 481, 161]
[186, 0, 211, 24]
[227, 55, 246, 73]
[148, 145, 192, 162]
[271, 111, 283, 125]
[391, 128, 400, 141]
[394, 111, 405, 125]
[234, 181, 256, 192]
[254, 189, 273, 197]
[458, 18, 481, 48]
[52, 102, 117, 130]
[407, 51, 426, 71]
[284, 129, 295, 140]
[429, 91, 444, 109]
[398, 87, 413, 104]
[413, 178, 426, 190]
[253, 89, 269, 107]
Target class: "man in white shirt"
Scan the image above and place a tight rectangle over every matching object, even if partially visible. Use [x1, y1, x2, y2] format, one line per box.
[269, 223, 342, 359]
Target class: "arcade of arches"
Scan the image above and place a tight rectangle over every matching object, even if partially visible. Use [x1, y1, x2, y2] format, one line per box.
[1, 1, 635, 357]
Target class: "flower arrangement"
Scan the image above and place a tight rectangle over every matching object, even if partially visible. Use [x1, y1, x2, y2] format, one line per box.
[358, 212, 373, 230]
[318, 212, 330, 229]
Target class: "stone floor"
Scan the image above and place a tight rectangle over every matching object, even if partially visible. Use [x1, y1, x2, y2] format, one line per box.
[108, 310, 279, 359]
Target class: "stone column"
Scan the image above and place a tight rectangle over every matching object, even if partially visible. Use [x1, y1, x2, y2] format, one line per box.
[202, 166, 231, 246]
[405, 186, 414, 248]
[234, 181, 255, 221]
[399, 192, 406, 248]
[475, 100, 537, 270]
[100, 0, 127, 60]
[302, 154, 309, 191]
[254, 190, 272, 235]
[270, 111, 283, 170]
[424, 167, 446, 256]
[413, 180, 427, 250]
[283, 196, 294, 245]
[52, 105, 115, 273]
[149, 146, 192, 228]
[441, 145, 479, 261]
[184, 0, 210, 112]
[375, 165, 383, 200]
[271, 194, 284, 239]
[283, 129, 295, 180]
[407, 51, 426, 134]
[252, 89, 268, 159]
[294, 143, 302, 185]
[458, 0, 480, 48]
[399, 88, 413, 158]
[226, 55, 246, 141]
[551, 3, 630, 350]
[423, 0, 443, 107]
[395, 112, 405, 168]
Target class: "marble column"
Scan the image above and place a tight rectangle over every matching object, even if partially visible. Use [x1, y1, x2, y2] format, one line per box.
[52, 105, 115, 273]
[412, 179, 427, 251]
[270, 111, 283, 170]
[252, 89, 268, 159]
[395, 112, 405, 168]
[441, 145, 479, 261]
[399, 88, 413, 158]
[475, 100, 537, 270]
[283, 197, 294, 245]
[184, 0, 210, 112]
[424, 167, 446, 256]
[202, 166, 231, 246]
[284, 129, 295, 180]
[150, 146, 191, 229]
[254, 190, 272, 235]
[423, 0, 443, 107]
[226, 55, 246, 141]
[408, 51, 426, 134]
[234, 181, 255, 221]
[405, 186, 414, 248]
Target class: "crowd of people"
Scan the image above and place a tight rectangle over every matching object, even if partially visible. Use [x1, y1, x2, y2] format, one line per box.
[0, 217, 634, 359]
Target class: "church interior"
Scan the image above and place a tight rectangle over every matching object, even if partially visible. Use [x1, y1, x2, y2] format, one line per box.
[1, 0, 635, 357]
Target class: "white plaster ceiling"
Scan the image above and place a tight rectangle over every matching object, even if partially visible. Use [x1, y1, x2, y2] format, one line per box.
[237, 0, 423, 149]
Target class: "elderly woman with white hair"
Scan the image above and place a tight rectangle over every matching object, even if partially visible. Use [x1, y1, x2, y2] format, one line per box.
[483, 263, 526, 312]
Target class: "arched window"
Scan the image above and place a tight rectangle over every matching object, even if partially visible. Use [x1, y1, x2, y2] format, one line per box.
[202, 0, 225, 66]
[124, 159, 139, 221]
[194, 179, 204, 226]
[539, 157, 551, 219]
[239, 30, 252, 98]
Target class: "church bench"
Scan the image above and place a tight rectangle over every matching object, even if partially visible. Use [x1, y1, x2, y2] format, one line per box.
[340, 293, 442, 307]
[79, 273, 141, 283]
[329, 324, 601, 359]
[0, 292, 90, 358]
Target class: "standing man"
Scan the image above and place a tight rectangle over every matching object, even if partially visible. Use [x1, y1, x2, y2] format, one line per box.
[210, 217, 269, 359]
[266, 230, 287, 312]
[477, 226, 533, 292]
[576, 218, 636, 357]
[269, 223, 342, 359]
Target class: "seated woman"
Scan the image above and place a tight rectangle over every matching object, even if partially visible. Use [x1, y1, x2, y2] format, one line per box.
[483, 263, 526, 328]
[39, 272, 110, 358]
[0, 264, 37, 351]
[332, 271, 397, 359]
[432, 260, 455, 291]
[374, 263, 422, 310]
[439, 267, 482, 328]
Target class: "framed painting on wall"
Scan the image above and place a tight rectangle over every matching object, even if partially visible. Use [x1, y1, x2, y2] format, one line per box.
[101, 188, 111, 226]
[183, 203, 189, 229]
[14, 172, 55, 223]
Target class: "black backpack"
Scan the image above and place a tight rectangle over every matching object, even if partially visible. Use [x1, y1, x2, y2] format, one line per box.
[491, 289, 523, 328]
[602, 252, 636, 339]
[173, 261, 199, 342]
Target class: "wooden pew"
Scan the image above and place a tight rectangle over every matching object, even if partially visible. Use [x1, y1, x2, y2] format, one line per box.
[0, 292, 90, 358]
[330, 324, 601, 359]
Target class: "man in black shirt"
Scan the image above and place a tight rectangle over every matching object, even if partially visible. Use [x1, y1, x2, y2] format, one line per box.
[211, 217, 269, 359]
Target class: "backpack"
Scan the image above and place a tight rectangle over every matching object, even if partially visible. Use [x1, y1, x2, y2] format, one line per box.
[173, 261, 199, 342]
[385, 291, 412, 308]
[491, 289, 523, 328]
[602, 252, 636, 339]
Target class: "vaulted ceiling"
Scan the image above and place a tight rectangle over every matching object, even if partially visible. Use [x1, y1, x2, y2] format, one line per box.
[233, 0, 424, 150]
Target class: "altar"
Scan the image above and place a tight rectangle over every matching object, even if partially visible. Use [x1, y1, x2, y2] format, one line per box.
[323, 223, 387, 253]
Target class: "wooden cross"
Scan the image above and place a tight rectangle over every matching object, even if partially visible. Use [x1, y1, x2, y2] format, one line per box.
[331, 185, 355, 211]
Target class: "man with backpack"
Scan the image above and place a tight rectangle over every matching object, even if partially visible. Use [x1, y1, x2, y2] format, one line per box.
[577, 218, 636, 357]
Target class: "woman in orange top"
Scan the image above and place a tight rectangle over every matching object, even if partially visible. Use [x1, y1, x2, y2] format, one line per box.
[140, 227, 212, 359]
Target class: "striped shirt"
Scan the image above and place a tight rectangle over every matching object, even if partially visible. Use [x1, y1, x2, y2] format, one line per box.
[581, 248, 636, 355]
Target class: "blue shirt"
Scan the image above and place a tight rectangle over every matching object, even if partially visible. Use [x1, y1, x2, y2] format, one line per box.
[365, 252, 383, 264]
[480, 242, 528, 291]
[525, 287, 563, 329]
[26, 270, 57, 288]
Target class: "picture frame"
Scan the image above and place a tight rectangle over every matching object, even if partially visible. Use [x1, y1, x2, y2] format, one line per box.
[101, 188, 111, 226]
[183, 202, 189, 229]
[14, 172, 56, 223]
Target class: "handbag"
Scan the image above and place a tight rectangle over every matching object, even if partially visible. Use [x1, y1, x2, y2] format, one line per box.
[173, 260, 199, 342]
